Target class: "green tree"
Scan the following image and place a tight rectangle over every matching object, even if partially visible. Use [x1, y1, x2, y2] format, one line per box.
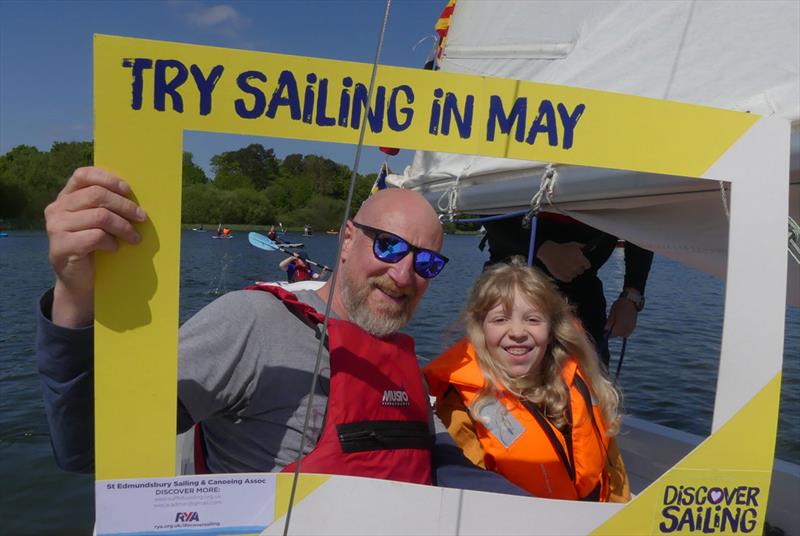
[182, 184, 222, 223]
[0, 145, 50, 221]
[0, 181, 27, 219]
[281, 153, 304, 176]
[182, 152, 208, 186]
[48, 141, 93, 188]
[214, 165, 256, 191]
[211, 144, 279, 190]
[282, 194, 346, 230]
[1, 140, 389, 227]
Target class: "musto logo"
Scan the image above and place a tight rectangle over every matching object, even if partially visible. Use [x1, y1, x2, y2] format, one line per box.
[175, 512, 200, 523]
[381, 389, 409, 407]
[659, 485, 761, 533]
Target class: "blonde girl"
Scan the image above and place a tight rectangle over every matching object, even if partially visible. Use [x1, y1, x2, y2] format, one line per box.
[424, 257, 629, 501]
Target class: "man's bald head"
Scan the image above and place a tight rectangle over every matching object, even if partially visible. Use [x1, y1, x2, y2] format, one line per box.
[354, 188, 443, 251]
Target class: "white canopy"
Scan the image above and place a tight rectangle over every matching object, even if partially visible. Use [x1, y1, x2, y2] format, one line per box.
[389, 0, 800, 304]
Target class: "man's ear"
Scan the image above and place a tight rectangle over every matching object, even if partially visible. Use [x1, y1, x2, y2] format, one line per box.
[339, 221, 354, 262]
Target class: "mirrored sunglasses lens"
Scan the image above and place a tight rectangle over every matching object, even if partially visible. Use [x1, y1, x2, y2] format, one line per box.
[414, 250, 446, 278]
[374, 233, 409, 262]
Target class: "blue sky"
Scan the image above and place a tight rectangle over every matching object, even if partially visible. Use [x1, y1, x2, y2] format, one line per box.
[0, 0, 446, 176]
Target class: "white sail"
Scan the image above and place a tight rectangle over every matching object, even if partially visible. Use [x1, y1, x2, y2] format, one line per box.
[389, 0, 800, 304]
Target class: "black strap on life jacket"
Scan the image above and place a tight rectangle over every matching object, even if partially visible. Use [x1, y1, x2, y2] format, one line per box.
[572, 375, 602, 444]
[521, 374, 603, 500]
[336, 420, 433, 453]
[520, 398, 576, 483]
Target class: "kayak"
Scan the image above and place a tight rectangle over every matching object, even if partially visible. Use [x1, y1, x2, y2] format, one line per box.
[0, 232, 8, 237]
[211, 235, 233, 239]
[252, 280, 325, 292]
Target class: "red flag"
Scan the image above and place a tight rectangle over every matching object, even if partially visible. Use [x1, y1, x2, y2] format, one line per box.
[435, 0, 457, 64]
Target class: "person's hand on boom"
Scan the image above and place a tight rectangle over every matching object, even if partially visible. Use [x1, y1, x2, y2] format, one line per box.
[45, 167, 147, 328]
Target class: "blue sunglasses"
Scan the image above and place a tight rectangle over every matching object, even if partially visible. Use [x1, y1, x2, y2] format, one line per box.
[351, 220, 449, 279]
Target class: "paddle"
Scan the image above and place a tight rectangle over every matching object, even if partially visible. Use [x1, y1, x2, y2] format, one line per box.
[248, 232, 333, 272]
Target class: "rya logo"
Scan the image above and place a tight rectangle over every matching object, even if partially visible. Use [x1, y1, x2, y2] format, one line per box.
[175, 512, 200, 523]
[659, 485, 760, 533]
[382, 389, 409, 406]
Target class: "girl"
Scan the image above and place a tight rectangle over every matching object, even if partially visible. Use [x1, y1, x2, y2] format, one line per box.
[424, 257, 629, 502]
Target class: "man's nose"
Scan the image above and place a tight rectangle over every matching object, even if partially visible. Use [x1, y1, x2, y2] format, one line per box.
[387, 253, 416, 287]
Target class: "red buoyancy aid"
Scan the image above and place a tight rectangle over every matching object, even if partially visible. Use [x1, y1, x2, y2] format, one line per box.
[291, 262, 312, 282]
[425, 339, 610, 500]
[195, 284, 433, 484]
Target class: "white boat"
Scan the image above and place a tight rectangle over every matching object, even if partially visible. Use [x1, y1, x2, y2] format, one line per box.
[383, 0, 799, 533]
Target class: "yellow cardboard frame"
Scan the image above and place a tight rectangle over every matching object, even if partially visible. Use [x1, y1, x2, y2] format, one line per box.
[94, 35, 789, 534]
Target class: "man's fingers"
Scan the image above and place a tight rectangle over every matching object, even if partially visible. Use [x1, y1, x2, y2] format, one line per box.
[59, 184, 146, 223]
[59, 167, 131, 198]
[50, 228, 120, 261]
[56, 208, 142, 245]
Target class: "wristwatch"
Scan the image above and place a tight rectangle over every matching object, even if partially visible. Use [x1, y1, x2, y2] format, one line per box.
[619, 288, 645, 312]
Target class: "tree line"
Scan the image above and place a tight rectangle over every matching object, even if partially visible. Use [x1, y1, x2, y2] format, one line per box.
[0, 142, 378, 229]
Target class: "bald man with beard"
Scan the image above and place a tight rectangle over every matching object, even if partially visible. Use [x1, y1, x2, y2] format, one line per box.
[36, 167, 526, 494]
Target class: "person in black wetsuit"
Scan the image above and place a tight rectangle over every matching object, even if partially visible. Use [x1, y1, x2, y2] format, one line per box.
[482, 213, 653, 368]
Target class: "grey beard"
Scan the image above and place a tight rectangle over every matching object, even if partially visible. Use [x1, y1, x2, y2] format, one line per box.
[340, 273, 411, 338]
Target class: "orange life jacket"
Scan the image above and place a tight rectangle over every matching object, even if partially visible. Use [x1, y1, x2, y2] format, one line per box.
[424, 339, 611, 501]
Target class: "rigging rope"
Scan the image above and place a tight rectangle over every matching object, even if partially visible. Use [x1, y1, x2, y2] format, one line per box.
[789, 216, 800, 265]
[522, 164, 558, 230]
[437, 157, 475, 221]
[718, 181, 730, 221]
[282, 2, 393, 534]
[443, 164, 559, 225]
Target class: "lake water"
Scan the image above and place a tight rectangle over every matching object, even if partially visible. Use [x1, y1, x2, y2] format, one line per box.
[1, 230, 798, 535]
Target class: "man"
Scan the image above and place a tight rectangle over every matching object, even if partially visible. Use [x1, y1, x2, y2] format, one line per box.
[37, 167, 525, 492]
[483, 213, 653, 367]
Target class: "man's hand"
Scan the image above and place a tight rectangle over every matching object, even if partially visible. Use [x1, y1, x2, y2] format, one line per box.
[45, 167, 147, 328]
[605, 297, 638, 338]
[535, 240, 591, 282]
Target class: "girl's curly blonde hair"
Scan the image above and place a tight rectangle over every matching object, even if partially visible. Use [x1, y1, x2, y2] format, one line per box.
[465, 257, 621, 434]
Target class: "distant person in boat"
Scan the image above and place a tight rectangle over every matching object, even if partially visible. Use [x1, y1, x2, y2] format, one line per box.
[214, 224, 231, 237]
[425, 257, 630, 502]
[303, 223, 312, 236]
[267, 225, 277, 241]
[35, 167, 527, 496]
[482, 214, 653, 368]
[279, 251, 320, 282]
